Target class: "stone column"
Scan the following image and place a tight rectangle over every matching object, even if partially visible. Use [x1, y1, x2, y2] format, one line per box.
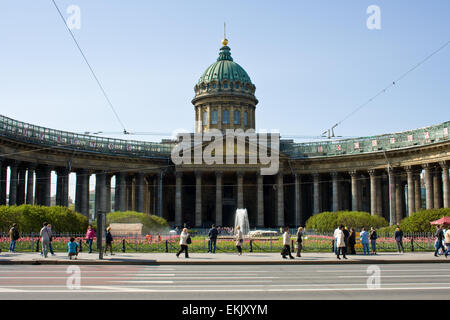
[433, 166, 443, 209]
[105, 174, 112, 213]
[158, 171, 164, 218]
[368, 170, 377, 216]
[215, 171, 223, 226]
[95, 172, 107, 218]
[237, 172, 244, 209]
[75, 170, 83, 213]
[134, 173, 145, 213]
[405, 167, 415, 216]
[313, 173, 320, 214]
[195, 171, 202, 227]
[395, 176, 403, 224]
[349, 170, 359, 212]
[441, 162, 449, 208]
[257, 172, 264, 227]
[423, 164, 434, 209]
[277, 172, 284, 227]
[36, 166, 51, 207]
[376, 174, 383, 216]
[414, 173, 422, 212]
[294, 173, 302, 226]
[0, 159, 6, 205]
[115, 172, 126, 212]
[56, 168, 70, 207]
[82, 170, 91, 218]
[126, 175, 133, 211]
[9, 162, 18, 205]
[387, 168, 396, 225]
[175, 171, 183, 226]
[17, 167, 26, 205]
[331, 172, 339, 212]
[26, 165, 35, 205]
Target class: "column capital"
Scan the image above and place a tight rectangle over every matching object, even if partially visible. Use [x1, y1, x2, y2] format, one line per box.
[368, 169, 377, 176]
[330, 171, 339, 178]
[237, 171, 244, 178]
[56, 167, 70, 176]
[349, 170, 358, 177]
[215, 171, 223, 178]
[404, 166, 414, 173]
[439, 161, 448, 170]
[422, 163, 432, 169]
[175, 171, 183, 178]
[312, 172, 319, 179]
[194, 170, 202, 178]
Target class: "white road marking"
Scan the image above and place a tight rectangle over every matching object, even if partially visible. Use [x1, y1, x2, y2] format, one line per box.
[339, 275, 450, 278]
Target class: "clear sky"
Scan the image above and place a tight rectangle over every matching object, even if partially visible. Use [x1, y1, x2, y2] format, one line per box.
[1, 1, 449, 200]
[1, 0, 449, 141]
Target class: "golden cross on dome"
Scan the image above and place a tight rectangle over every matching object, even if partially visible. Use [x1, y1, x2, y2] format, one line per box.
[222, 22, 228, 46]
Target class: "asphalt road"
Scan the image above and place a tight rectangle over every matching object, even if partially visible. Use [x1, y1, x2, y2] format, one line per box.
[1, 263, 450, 300]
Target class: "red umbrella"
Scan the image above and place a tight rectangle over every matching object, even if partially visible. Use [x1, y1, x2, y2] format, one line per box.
[430, 217, 450, 225]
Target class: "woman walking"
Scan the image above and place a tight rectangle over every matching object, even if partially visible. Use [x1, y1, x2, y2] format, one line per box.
[348, 228, 356, 255]
[296, 227, 303, 257]
[105, 226, 114, 256]
[394, 226, 404, 254]
[85, 225, 95, 254]
[235, 226, 243, 256]
[369, 227, 378, 255]
[176, 228, 189, 258]
[336, 225, 347, 260]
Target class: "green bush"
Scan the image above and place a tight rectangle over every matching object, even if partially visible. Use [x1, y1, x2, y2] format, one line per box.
[0, 205, 88, 233]
[305, 211, 389, 233]
[97, 211, 169, 233]
[397, 208, 450, 233]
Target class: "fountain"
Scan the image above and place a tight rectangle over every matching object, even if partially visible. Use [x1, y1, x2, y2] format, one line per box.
[234, 208, 250, 236]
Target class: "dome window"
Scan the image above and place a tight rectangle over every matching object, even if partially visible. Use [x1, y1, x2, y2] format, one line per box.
[244, 112, 248, 126]
[234, 110, 240, 125]
[235, 84, 239, 89]
[212, 84, 216, 89]
[212, 110, 218, 124]
[224, 83, 228, 89]
[223, 110, 229, 124]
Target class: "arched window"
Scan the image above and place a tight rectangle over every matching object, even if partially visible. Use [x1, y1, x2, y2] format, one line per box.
[222, 110, 229, 124]
[223, 83, 228, 89]
[234, 110, 240, 124]
[244, 111, 248, 126]
[211, 110, 218, 124]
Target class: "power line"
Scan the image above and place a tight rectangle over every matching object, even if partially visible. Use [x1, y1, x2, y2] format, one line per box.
[322, 39, 450, 137]
[51, 0, 129, 134]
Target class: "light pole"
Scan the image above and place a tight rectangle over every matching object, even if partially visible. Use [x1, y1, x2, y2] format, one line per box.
[97, 210, 105, 260]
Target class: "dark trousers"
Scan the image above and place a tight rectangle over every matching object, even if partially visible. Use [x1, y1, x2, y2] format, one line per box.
[435, 241, 445, 256]
[296, 243, 302, 257]
[208, 238, 217, 253]
[337, 247, 346, 258]
[349, 243, 356, 254]
[88, 239, 93, 253]
[177, 245, 189, 258]
[396, 240, 404, 253]
[236, 245, 242, 254]
[282, 245, 294, 258]
[105, 242, 113, 254]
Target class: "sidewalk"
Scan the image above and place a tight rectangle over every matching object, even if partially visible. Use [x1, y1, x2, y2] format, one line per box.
[0, 251, 448, 265]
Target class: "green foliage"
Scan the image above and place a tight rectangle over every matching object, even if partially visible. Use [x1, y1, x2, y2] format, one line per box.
[0, 205, 88, 233]
[398, 208, 450, 233]
[305, 211, 389, 232]
[97, 211, 169, 233]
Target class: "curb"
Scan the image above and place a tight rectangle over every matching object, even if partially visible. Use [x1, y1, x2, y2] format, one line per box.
[0, 259, 448, 266]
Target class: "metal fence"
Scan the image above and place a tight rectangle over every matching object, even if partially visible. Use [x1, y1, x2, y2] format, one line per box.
[1, 231, 440, 254]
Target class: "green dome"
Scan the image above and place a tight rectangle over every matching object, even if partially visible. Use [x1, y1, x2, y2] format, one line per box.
[197, 46, 253, 86]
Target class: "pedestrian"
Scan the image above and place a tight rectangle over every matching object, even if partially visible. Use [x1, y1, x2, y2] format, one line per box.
[434, 225, 445, 257]
[235, 225, 243, 256]
[369, 227, 378, 255]
[40, 222, 52, 258]
[296, 227, 303, 257]
[333, 225, 340, 254]
[348, 228, 356, 255]
[68, 237, 79, 260]
[281, 227, 294, 259]
[336, 225, 347, 260]
[394, 226, 404, 254]
[85, 225, 95, 253]
[342, 226, 350, 256]
[8, 223, 20, 253]
[105, 226, 114, 256]
[360, 227, 370, 255]
[208, 224, 218, 254]
[41, 224, 56, 256]
[444, 227, 450, 258]
[176, 228, 189, 258]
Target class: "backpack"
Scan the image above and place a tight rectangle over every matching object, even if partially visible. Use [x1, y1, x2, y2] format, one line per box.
[186, 235, 192, 244]
[13, 229, 20, 240]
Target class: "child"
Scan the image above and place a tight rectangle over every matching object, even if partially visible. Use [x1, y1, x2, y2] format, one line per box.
[68, 237, 79, 260]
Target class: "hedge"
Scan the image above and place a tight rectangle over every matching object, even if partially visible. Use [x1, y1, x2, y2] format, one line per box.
[395, 208, 450, 233]
[305, 211, 389, 233]
[94, 211, 169, 233]
[0, 205, 89, 233]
